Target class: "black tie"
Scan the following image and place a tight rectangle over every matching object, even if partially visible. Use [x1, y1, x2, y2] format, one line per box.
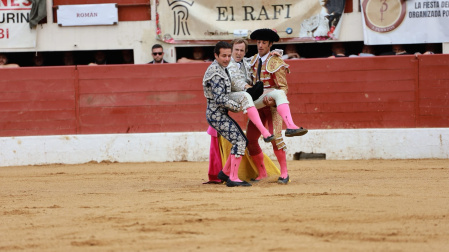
[225, 68, 231, 80]
[256, 58, 262, 81]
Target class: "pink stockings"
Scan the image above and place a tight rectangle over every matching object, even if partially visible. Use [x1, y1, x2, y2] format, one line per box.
[276, 104, 299, 129]
[247, 106, 272, 139]
[274, 149, 288, 179]
[223, 154, 243, 182]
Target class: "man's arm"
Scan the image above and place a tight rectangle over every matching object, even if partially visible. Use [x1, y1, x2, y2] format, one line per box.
[177, 57, 205, 63]
[273, 67, 289, 95]
[0, 64, 20, 68]
[210, 75, 242, 111]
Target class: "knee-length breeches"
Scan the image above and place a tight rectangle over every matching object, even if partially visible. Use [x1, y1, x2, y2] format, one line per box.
[227, 91, 253, 114]
[206, 106, 247, 157]
[253, 88, 289, 109]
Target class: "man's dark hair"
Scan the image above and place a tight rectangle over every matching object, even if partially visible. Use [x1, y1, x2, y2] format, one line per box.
[152, 44, 163, 50]
[214, 41, 232, 56]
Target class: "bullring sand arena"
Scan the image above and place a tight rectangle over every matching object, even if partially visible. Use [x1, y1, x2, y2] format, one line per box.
[1, 159, 448, 251]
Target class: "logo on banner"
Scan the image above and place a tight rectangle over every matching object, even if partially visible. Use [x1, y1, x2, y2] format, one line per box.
[168, 0, 194, 36]
[362, 0, 406, 33]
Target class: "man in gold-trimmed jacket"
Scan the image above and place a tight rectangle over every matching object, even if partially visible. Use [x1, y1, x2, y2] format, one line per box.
[246, 28, 308, 184]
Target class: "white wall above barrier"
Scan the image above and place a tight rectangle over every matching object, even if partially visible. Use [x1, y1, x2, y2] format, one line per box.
[0, 128, 448, 167]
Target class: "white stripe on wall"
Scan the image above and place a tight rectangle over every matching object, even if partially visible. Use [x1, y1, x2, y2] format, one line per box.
[1, 128, 448, 167]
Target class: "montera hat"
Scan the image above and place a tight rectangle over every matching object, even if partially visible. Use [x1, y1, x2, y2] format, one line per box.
[250, 28, 280, 42]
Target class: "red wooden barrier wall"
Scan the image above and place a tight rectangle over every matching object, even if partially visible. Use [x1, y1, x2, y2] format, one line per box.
[1, 55, 448, 137]
[76, 63, 213, 134]
[289, 56, 419, 128]
[417, 55, 449, 127]
[0, 67, 77, 136]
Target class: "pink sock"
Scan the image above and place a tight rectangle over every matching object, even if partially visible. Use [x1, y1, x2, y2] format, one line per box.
[277, 104, 299, 129]
[223, 155, 232, 175]
[229, 154, 243, 182]
[274, 149, 288, 179]
[247, 107, 271, 138]
[251, 152, 267, 180]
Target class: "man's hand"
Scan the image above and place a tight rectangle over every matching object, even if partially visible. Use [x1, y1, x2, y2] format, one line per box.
[263, 96, 276, 107]
[269, 49, 282, 57]
[287, 52, 300, 59]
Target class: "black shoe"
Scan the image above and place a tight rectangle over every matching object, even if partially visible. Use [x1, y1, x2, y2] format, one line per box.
[263, 134, 275, 142]
[285, 127, 308, 137]
[250, 178, 260, 182]
[217, 171, 229, 182]
[278, 175, 289, 184]
[226, 179, 252, 187]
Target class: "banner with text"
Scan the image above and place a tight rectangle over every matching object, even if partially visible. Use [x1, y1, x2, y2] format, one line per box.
[0, 0, 36, 49]
[362, 0, 449, 44]
[156, 0, 346, 43]
[57, 4, 118, 26]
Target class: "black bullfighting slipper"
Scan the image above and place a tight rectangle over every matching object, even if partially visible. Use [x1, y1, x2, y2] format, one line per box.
[285, 127, 308, 137]
[217, 171, 229, 182]
[277, 175, 290, 184]
[202, 180, 222, 184]
[226, 179, 252, 187]
[263, 134, 275, 142]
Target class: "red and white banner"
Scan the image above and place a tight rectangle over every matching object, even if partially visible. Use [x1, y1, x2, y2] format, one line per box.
[0, 0, 36, 48]
[156, 0, 345, 43]
[362, 0, 449, 44]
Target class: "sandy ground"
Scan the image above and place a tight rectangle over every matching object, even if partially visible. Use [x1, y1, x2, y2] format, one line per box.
[1, 159, 448, 252]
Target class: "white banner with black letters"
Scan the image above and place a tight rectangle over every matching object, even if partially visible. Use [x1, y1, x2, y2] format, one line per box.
[57, 4, 118, 26]
[361, 0, 449, 44]
[156, 0, 346, 43]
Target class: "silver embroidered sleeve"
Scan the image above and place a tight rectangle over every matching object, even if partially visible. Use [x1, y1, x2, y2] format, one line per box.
[227, 63, 248, 92]
[210, 75, 241, 112]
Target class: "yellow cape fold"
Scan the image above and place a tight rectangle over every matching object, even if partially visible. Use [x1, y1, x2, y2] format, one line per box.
[218, 135, 280, 182]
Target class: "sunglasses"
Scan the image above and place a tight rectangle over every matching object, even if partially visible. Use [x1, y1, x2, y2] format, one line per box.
[152, 52, 163, 56]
